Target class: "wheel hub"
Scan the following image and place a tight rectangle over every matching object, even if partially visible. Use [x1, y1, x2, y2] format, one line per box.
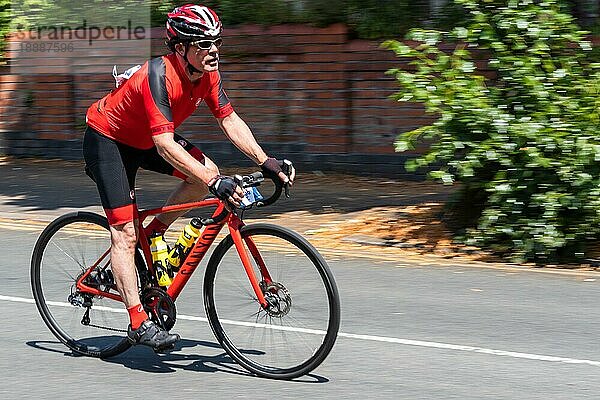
[68, 291, 92, 308]
[88, 268, 116, 292]
[260, 281, 292, 317]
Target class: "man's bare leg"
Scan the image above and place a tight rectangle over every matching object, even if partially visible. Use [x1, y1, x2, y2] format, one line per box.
[110, 220, 180, 348]
[110, 221, 141, 308]
[148, 156, 218, 229]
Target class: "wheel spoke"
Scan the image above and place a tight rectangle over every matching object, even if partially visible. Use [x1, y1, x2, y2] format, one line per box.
[53, 239, 86, 270]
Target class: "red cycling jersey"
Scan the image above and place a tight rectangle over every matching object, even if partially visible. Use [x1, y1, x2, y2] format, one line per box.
[86, 53, 234, 150]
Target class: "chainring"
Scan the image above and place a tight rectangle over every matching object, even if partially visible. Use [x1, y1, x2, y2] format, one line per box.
[141, 287, 177, 331]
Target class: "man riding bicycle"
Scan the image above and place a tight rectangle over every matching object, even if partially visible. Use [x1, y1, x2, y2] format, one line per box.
[83, 4, 295, 351]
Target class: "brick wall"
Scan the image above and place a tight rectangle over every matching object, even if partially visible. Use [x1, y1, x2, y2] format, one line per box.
[0, 24, 433, 177]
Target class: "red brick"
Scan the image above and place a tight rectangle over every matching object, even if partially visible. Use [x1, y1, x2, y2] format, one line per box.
[0, 75, 21, 84]
[35, 98, 72, 108]
[352, 80, 396, 90]
[306, 108, 345, 117]
[351, 89, 396, 99]
[38, 115, 74, 124]
[304, 99, 346, 108]
[306, 144, 346, 153]
[39, 132, 71, 140]
[351, 71, 398, 80]
[351, 145, 396, 154]
[353, 98, 396, 107]
[301, 53, 354, 63]
[353, 107, 425, 118]
[304, 116, 347, 125]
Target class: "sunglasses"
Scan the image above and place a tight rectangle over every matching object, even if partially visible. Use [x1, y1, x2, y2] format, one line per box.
[190, 38, 223, 50]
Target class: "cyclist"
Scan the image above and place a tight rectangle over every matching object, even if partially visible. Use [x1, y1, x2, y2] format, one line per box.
[83, 4, 295, 351]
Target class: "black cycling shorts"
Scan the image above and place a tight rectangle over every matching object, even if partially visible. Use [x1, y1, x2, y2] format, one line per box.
[83, 125, 205, 225]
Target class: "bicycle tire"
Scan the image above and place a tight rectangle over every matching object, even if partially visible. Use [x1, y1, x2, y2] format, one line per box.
[31, 211, 136, 358]
[204, 223, 340, 379]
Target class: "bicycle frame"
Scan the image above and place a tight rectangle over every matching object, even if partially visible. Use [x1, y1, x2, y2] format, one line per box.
[75, 198, 273, 309]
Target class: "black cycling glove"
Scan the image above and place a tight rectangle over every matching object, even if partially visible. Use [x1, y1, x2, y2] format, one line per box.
[261, 157, 295, 182]
[208, 175, 238, 200]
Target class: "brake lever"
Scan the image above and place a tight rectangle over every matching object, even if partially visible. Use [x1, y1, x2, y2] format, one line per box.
[282, 159, 293, 198]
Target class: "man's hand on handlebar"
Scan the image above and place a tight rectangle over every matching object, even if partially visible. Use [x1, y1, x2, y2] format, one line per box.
[207, 159, 294, 210]
[208, 175, 244, 207]
[260, 157, 296, 190]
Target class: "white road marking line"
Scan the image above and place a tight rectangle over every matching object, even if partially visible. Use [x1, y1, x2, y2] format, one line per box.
[3, 294, 600, 367]
[1, 295, 36, 304]
[336, 333, 600, 366]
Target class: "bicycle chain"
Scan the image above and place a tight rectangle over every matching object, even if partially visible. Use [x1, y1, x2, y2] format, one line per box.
[81, 308, 127, 333]
[84, 322, 127, 333]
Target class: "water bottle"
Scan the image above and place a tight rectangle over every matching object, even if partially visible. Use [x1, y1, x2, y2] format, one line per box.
[149, 233, 173, 287]
[167, 218, 202, 271]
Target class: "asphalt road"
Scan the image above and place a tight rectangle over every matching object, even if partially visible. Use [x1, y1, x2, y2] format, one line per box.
[2, 224, 600, 399]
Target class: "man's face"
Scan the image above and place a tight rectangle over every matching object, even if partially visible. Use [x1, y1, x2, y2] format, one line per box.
[186, 38, 221, 74]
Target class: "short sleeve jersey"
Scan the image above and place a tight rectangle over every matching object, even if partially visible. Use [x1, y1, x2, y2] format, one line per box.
[86, 53, 234, 150]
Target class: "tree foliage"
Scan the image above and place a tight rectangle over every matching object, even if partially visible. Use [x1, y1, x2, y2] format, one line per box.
[0, 0, 10, 54]
[2, 1, 598, 60]
[150, 0, 432, 38]
[384, 0, 600, 263]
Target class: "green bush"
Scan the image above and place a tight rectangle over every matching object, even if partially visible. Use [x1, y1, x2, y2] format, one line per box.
[0, 0, 10, 59]
[384, 0, 600, 263]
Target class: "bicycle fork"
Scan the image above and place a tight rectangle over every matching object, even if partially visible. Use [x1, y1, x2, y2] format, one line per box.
[228, 218, 273, 310]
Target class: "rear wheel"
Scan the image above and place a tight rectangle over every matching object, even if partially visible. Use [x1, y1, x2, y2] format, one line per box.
[30, 212, 142, 358]
[204, 223, 340, 379]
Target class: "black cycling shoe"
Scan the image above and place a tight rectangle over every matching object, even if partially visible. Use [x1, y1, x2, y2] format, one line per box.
[127, 320, 180, 351]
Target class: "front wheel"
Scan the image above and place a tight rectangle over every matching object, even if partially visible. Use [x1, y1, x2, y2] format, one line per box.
[204, 223, 340, 379]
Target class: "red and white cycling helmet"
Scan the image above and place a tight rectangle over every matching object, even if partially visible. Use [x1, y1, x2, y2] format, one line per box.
[166, 4, 222, 44]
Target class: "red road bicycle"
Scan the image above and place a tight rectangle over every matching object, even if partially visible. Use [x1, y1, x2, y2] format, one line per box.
[30, 172, 340, 379]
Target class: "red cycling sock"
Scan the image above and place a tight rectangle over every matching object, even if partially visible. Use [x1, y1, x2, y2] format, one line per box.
[127, 303, 149, 330]
[145, 218, 169, 236]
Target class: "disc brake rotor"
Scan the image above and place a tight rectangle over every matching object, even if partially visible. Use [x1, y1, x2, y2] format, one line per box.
[260, 281, 292, 317]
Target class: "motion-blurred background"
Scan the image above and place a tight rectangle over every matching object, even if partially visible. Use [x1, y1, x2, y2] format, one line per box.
[1, 1, 599, 263]
[1, 1, 595, 176]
